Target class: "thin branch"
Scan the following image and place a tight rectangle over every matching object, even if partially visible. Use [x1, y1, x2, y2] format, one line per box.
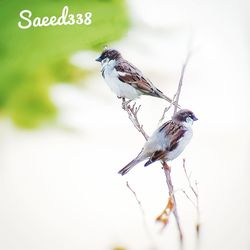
[121, 51, 194, 244]
[173, 52, 192, 115]
[121, 100, 184, 241]
[159, 51, 192, 124]
[180, 189, 197, 208]
[183, 159, 198, 198]
[158, 93, 177, 125]
[126, 181, 157, 249]
[126, 181, 145, 215]
[122, 99, 149, 140]
[182, 159, 200, 236]
[162, 163, 183, 242]
[122, 100, 183, 240]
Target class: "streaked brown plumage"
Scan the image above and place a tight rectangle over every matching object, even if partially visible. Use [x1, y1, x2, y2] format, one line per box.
[96, 48, 177, 104]
[118, 109, 198, 175]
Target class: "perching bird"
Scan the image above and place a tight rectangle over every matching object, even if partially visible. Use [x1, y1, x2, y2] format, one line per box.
[96, 48, 176, 104]
[118, 109, 198, 175]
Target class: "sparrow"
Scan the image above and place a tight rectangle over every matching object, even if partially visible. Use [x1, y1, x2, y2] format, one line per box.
[118, 109, 198, 175]
[95, 48, 176, 104]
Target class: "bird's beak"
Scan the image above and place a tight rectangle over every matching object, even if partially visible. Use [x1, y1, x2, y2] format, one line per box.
[95, 57, 102, 62]
[192, 115, 198, 121]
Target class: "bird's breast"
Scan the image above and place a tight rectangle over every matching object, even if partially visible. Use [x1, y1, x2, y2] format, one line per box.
[102, 65, 140, 99]
[166, 128, 193, 161]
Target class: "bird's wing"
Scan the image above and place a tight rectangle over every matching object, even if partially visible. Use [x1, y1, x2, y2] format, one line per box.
[115, 60, 157, 95]
[146, 121, 186, 165]
[162, 121, 187, 151]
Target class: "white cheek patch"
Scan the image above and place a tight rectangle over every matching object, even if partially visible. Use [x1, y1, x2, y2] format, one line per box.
[186, 117, 193, 125]
[101, 58, 109, 66]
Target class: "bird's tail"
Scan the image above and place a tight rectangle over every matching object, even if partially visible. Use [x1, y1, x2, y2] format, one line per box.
[154, 88, 181, 108]
[118, 151, 145, 176]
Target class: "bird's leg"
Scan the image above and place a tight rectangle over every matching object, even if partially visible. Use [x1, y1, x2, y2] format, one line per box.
[121, 97, 126, 109]
[162, 162, 171, 171]
[121, 98, 132, 109]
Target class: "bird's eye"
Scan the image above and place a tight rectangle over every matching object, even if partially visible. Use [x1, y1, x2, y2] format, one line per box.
[102, 58, 109, 64]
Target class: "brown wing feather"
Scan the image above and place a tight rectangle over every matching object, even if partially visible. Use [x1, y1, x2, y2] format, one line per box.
[165, 121, 187, 151]
[150, 150, 166, 162]
[115, 61, 156, 95]
[169, 127, 186, 151]
[114, 60, 177, 104]
[144, 150, 166, 167]
[145, 121, 187, 166]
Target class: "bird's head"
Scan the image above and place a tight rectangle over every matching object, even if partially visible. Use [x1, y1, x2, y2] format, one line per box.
[173, 109, 198, 125]
[95, 48, 121, 65]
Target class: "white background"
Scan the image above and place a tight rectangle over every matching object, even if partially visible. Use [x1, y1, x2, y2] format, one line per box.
[0, 0, 249, 249]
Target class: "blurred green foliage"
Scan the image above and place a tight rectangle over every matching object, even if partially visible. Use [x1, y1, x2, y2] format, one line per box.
[0, 0, 129, 127]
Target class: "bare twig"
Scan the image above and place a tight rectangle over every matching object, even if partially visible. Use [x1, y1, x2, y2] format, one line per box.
[121, 101, 184, 241]
[158, 93, 177, 125]
[122, 99, 149, 140]
[126, 181, 145, 215]
[122, 99, 183, 240]
[162, 163, 183, 242]
[121, 51, 194, 244]
[173, 52, 192, 115]
[180, 189, 196, 208]
[159, 51, 192, 124]
[126, 181, 157, 249]
[156, 51, 193, 242]
[183, 159, 198, 197]
[182, 159, 200, 236]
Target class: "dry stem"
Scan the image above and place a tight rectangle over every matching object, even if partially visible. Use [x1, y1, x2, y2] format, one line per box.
[162, 163, 183, 241]
[158, 52, 193, 241]
[182, 159, 200, 235]
[173, 52, 192, 115]
[121, 51, 193, 243]
[121, 98, 183, 241]
[159, 51, 191, 124]
[126, 182, 157, 248]
[122, 99, 149, 140]
[158, 93, 177, 125]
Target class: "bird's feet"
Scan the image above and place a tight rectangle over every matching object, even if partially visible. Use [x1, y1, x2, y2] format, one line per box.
[121, 98, 132, 110]
[162, 162, 171, 171]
